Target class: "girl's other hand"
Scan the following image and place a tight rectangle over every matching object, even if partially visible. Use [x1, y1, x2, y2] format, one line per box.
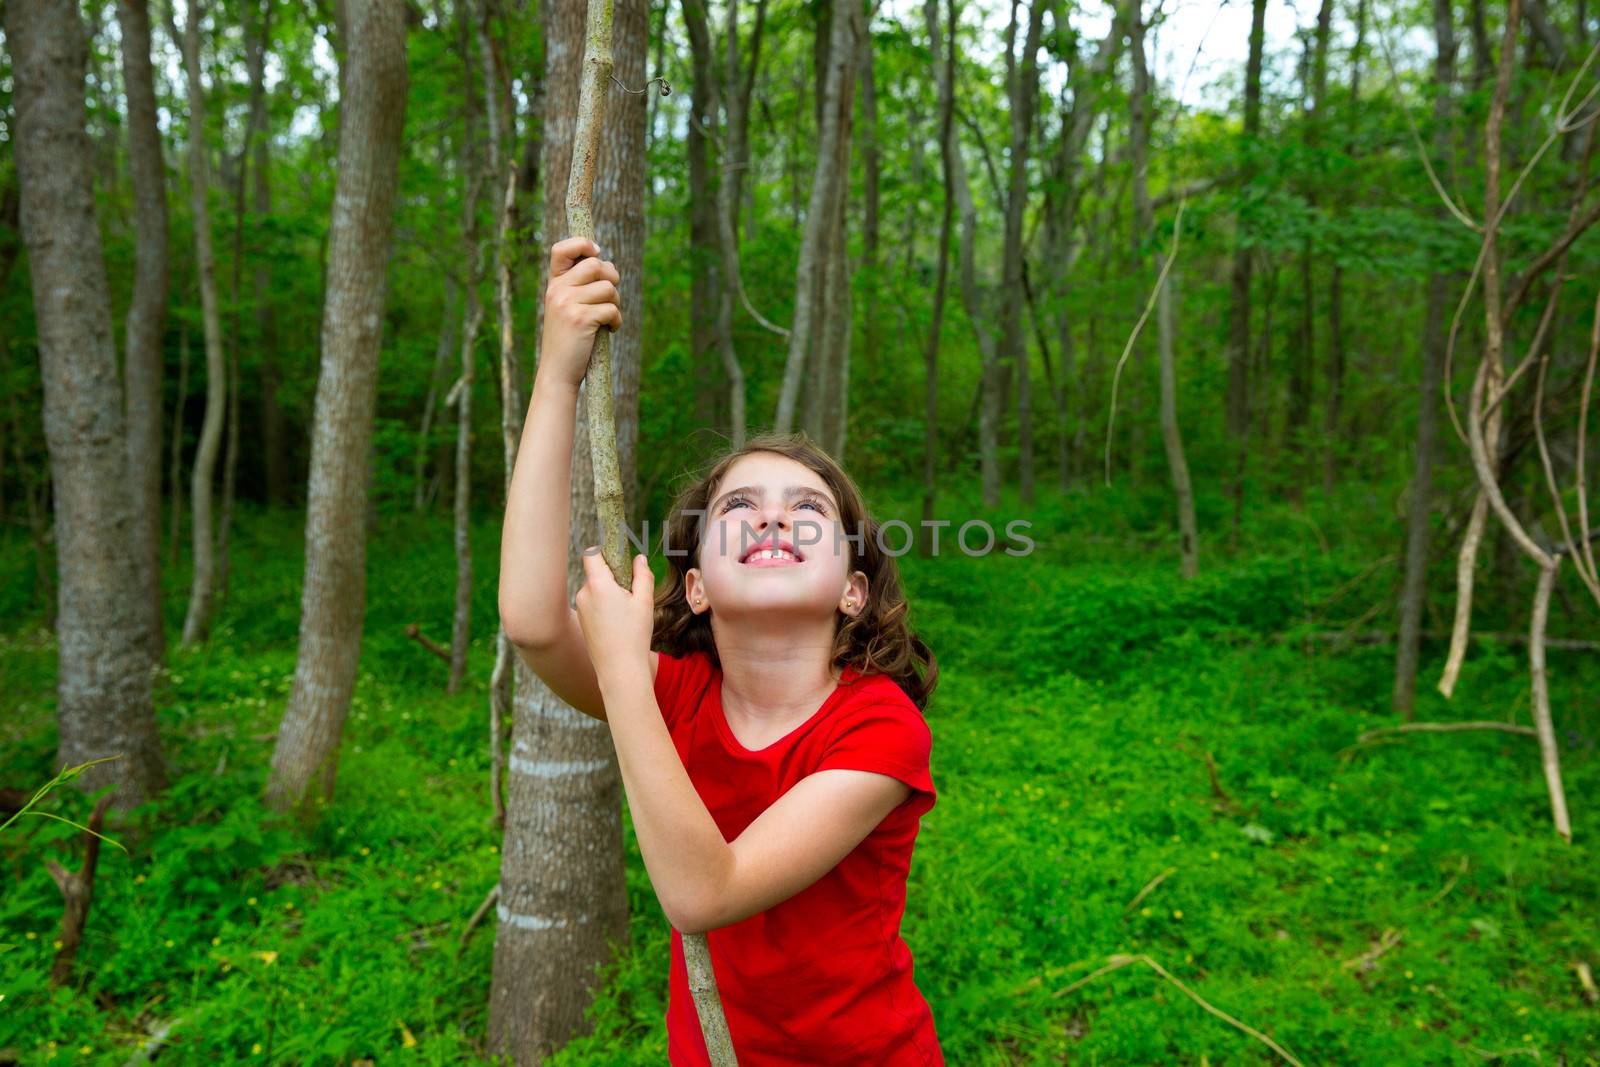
[575, 549, 655, 684]
[540, 237, 622, 390]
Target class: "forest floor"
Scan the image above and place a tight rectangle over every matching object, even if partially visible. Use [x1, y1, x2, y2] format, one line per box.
[2, 486, 1597, 1064]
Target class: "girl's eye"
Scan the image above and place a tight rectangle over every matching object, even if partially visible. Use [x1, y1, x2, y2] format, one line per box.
[721, 496, 752, 512]
[798, 499, 826, 513]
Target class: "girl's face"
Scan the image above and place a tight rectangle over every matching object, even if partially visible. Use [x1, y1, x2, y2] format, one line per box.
[684, 452, 868, 626]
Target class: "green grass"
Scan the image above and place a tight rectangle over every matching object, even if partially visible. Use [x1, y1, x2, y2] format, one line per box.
[2, 488, 1597, 1064]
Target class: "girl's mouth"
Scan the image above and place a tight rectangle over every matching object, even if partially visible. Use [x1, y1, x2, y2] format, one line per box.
[741, 539, 803, 566]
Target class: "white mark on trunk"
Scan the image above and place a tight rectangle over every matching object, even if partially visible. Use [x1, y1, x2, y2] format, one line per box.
[496, 903, 592, 930]
[508, 755, 611, 778]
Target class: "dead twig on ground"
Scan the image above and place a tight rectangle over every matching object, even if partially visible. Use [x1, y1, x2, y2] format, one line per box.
[1049, 953, 1306, 1067]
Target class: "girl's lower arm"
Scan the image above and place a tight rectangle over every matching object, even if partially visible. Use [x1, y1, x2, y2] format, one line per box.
[499, 369, 579, 646]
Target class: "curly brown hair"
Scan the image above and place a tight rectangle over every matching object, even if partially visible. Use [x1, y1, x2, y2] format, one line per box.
[650, 431, 938, 711]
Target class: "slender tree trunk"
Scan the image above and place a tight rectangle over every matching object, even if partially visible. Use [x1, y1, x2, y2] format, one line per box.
[176, 0, 228, 647]
[485, 0, 528, 830]
[451, 1, 486, 698]
[415, 277, 460, 513]
[169, 327, 190, 568]
[7, 0, 169, 811]
[920, 0, 955, 557]
[1439, 0, 1514, 701]
[1002, 0, 1047, 507]
[116, 0, 169, 665]
[1130, 0, 1197, 577]
[1323, 0, 1365, 497]
[256, 22, 287, 511]
[1394, 0, 1457, 717]
[859, 18, 880, 397]
[217, 0, 272, 607]
[265, 0, 408, 820]
[705, 0, 768, 448]
[683, 0, 723, 433]
[1226, 0, 1268, 527]
[775, 0, 856, 434]
[488, 0, 646, 1057]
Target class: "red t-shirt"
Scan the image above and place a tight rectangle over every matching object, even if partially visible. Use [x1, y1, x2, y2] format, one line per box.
[651, 648, 944, 1066]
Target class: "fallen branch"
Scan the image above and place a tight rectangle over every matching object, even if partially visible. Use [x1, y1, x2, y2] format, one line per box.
[46, 792, 114, 987]
[459, 881, 499, 956]
[1173, 738, 1235, 807]
[1049, 953, 1306, 1067]
[121, 1014, 188, 1066]
[1122, 866, 1177, 916]
[1296, 630, 1600, 652]
[405, 623, 450, 664]
[1355, 721, 1538, 744]
[1573, 960, 1599, 1005]
[1339, 927, 1402, 973]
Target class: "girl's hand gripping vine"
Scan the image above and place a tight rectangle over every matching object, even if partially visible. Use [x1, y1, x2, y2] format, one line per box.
[540, 236, 622, 390]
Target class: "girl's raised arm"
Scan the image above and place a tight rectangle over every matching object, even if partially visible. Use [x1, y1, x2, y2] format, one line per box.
[498, 237, 629, 721]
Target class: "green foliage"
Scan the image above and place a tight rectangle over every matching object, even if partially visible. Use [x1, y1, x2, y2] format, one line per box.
[3, 488, 1598, 1062]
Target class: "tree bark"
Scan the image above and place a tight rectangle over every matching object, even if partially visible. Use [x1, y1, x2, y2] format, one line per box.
[7, 0, 169, 811]
[488, 0, 648, 1058]
[265, 0, 408, 820]
[116, 0, 169, 664]
[176, 0, 228, 647]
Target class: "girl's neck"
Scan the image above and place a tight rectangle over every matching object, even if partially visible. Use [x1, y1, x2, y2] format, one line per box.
[712, 623, 842, 724]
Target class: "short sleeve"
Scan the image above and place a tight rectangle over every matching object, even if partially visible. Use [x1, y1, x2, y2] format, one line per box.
[652, 650, 708, 735]
[814, 702, 937, 820]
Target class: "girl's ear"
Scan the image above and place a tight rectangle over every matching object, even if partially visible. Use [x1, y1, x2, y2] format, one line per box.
[840, 570, 869, 617]
[686, 567, 707, 614]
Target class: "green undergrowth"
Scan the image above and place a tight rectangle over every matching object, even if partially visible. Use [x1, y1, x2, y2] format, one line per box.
[2, 494, 1597, 1064]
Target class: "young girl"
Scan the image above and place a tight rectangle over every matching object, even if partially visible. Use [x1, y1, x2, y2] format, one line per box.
[501, 236, 944, 1065]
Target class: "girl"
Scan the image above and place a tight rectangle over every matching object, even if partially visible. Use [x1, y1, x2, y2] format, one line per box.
[501, 236, 944, 1065]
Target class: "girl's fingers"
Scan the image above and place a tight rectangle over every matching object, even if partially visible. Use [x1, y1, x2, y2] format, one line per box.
[562, 257, 619, 287]
[550, 237, 601, 277]
[566, 279, 620, 306]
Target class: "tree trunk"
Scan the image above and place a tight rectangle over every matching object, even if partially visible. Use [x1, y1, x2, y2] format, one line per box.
[1323, 0, 1364, 497]
[169, 327, 190, 568]
[488, 0, 646, 1057]
[116, 0, 169, 665]
[1002, 0, 1047, 507]
[265, 0, 408, 820]
[1393, 0, 1456, 718]
[1225, 0, 1268, 525]
[683, 0, 723, 434]
[217, 0, 272, 607]
[176, 0, 228, 647]
[1130, 0, 1197, 577]
[258, 122, 287, 507]
[920, 0, 955, 556]
[1045, 9, 1123, 493]
[451, 0, 486, 698]
[775, 0, 857, 435]
[859, 17, 880, 398]
[415, 277, 460, 513]
[7, 0, 169, 811]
